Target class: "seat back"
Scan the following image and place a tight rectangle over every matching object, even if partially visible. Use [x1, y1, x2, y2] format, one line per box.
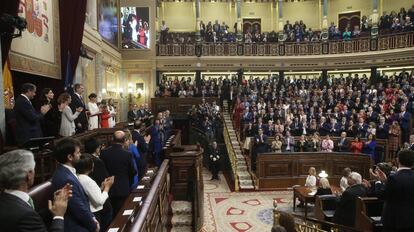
[314, 195, 337, 222]
[318, 194, 337, 210]
[355, 197, 384, 232]
[28, 181, 53, 225]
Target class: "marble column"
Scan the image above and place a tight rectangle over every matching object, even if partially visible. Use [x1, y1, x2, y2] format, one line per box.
[320, 0, 329, 40]
[322, 0, 328, 29]
[95, 53, 104, 101]
[236, 0, 242, 42]
[195, 0, 201, 42]
[371, 0, 379, 37]
[86, 0, 97, 29]
[278, 0, 283, 31]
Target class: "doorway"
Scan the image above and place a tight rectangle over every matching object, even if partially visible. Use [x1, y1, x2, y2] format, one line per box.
[243, 18, 261, 35]
[338, 11, 361, 32]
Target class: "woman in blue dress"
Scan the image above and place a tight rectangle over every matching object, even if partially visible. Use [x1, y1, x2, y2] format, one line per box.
[363, 134, 377, 163]
[124, 130, 141, 189]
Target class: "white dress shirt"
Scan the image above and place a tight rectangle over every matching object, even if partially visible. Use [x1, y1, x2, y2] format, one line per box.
[62, 164, 78, 178]
[78, 174, 109, 212]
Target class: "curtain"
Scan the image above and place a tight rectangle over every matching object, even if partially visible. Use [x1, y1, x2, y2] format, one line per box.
[59, 0, 87, 89]
[0, 0, 20, 67]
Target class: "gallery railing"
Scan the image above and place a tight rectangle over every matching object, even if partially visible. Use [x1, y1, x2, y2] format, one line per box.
[156, 31, 414, 56]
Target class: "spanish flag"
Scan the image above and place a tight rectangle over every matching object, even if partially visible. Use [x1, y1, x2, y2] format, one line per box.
[3, 59, 14, 109]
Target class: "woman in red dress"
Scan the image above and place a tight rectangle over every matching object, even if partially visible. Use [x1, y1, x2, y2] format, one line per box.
[233, 97, 244, 131]
[350, 136, 363, 154]
[138, 26, 146, 46]
[100, 105, 111, 128]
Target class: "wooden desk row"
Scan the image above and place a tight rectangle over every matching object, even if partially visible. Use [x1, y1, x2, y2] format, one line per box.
[107, 160, 169, 232]
[249, 136, 390, 161]
[256, 152, 372, 189]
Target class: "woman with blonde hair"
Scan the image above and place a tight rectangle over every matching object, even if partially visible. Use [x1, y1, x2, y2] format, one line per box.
[58, 93, 83, 136]
[124, 129, 141, 189]
[316, 177, 333, 196]
[305, 167, 317, 188]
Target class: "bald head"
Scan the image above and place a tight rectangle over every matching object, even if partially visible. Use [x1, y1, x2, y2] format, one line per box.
[113, 130, 126, 144]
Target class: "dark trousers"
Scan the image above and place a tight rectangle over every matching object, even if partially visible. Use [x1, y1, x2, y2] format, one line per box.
[93, 200, 113, 232]
[110, 196, 127, 217]
[210, 161, 220, 179]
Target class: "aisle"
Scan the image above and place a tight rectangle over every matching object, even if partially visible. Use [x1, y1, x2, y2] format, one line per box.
[201, 169, 296, 232]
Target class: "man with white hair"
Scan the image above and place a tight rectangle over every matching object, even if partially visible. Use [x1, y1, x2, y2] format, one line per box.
[333, 171, 367, 227]
[0, 149, 71, 232]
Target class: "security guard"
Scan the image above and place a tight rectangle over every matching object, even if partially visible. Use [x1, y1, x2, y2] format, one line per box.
[209, 141, 221, 180]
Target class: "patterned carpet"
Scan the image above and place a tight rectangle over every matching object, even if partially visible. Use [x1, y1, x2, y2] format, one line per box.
[201, 169, 296, 232]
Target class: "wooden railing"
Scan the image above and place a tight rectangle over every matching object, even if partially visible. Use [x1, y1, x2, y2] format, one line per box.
[108, 160, 169, 232]
[257, 152, 371, 189]
[156, 31, 414, 56]
[223, 121, 239, 191]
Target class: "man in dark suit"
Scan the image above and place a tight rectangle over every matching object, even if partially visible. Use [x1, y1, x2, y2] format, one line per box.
[252, 129, 268, 171]
[373, 150, 414, 231]
[0, 149, 71, 232]
[127, 104, 138, 122]
[209, 141, 221, 180]
[14, 83, 50, 146]
[376, 116, 390, 139]
[336, 132, 350, 152]
[100, 131, 136, 216]
[333, 171, 367, 227]
[70, 84, 88, 133]
[51, 138, 99, 232]
[399, 106, 411, 143]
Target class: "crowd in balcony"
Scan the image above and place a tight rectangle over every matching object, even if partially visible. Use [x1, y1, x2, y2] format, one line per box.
[158, 5, 414, 44]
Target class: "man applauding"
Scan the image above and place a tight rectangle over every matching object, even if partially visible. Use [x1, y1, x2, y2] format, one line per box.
[0, 149, 72, 232]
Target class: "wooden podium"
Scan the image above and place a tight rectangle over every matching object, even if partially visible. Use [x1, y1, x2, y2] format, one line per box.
[166, 145, 204, 231]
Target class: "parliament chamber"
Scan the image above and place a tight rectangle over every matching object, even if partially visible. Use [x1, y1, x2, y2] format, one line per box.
[1, 0, 414, 231]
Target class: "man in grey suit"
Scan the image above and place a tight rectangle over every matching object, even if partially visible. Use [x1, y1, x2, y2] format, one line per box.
[0, 149, 71, 232]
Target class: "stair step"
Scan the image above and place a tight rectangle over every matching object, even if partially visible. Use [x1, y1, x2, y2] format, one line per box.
[171, 226, 192, 232]
[238, 173, 252, 180]
[237, 166, 248, 171]
[171, 201, 192, 215]
[240, 185, 255, 190]
[171, 214, 192, 227]
[239, 179, 254, 186]
[237, 162, 247, 166]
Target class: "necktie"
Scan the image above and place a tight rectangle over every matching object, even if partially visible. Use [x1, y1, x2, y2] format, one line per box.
[28, 197, 35, 209]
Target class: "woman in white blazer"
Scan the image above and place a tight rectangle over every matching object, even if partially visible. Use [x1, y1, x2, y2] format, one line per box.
[58, 93, 82, 136]
[88, 93, 100, 130]
[75, 153, 114, 230]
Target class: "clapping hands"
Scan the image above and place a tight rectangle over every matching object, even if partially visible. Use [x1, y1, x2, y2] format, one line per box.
[49, 183, 72, 217]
